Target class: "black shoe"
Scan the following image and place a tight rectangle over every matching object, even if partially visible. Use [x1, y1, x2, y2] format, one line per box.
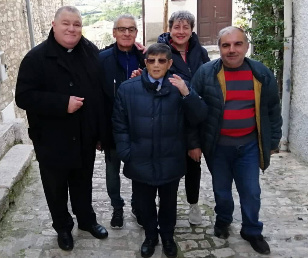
[214, 225, 230, 239]
[131, 208, 143, 227]
[240, 231, 271, 254]
[57, 231, 73, 251]
[141, 238, 159, 257]
[78, 223, 108, 239]
[162, 239, 177, 258]
[111, 208, 124, 229]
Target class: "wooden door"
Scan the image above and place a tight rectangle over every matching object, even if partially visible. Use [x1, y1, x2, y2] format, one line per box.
[197, 0, 232, 45]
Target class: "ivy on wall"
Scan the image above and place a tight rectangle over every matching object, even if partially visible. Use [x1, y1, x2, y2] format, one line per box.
[236, 0, 284, 92]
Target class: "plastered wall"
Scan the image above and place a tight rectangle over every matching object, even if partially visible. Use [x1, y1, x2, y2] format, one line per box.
[289, 0, 308, 163]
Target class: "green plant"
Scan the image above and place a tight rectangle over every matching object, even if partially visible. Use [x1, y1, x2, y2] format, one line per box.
[236, 0, 284, 92]
[101, 2, 142, 21]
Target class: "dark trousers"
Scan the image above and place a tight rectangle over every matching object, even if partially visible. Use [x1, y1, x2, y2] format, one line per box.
[185, 154, 201, 204]
[105, 148, 137, 210]
[133, 179, 180, 240]
[39, 162, 97, 233]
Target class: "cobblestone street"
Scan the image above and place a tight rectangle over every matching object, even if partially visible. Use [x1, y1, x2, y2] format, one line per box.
[0, 151, 308, 258]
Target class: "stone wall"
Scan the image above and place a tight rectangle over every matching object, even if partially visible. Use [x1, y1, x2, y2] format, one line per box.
[289, 0, 308, 163]
[0, 0, 71, 124]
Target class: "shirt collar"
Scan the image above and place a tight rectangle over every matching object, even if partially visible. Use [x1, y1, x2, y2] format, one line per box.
[147, 74, 163, 91]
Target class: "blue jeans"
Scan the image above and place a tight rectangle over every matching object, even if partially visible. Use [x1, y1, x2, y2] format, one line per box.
[207, 140, 263, 236]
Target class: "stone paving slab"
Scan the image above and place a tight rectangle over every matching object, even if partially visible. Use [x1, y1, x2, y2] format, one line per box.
[0, 151, 308, 257]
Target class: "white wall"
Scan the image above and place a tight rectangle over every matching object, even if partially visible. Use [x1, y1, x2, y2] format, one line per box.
[168, 0, 197, 26]
[289, 0, 308, 162]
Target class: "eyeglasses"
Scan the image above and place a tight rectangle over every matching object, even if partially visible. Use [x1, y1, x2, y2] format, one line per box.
[146, 58, 168, 64]
[114, 27, 137, 33]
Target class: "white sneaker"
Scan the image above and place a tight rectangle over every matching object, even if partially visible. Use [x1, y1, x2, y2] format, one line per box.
[188, 203, 202, 225]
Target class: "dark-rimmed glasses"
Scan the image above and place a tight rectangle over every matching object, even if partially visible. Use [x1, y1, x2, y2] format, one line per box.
[114, 27, 137, 33]
[146, 58, 168, 64]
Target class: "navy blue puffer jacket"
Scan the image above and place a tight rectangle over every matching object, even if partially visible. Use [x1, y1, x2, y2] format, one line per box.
[112, 69, 207, 185]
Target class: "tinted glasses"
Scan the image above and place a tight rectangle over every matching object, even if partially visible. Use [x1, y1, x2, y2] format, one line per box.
[146, 58, 168, 64]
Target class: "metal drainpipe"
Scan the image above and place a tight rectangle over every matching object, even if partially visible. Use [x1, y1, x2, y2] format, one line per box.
[142, 0, 145, 46]
[25, 0, 35, 48]
[280, 0, 293, 151]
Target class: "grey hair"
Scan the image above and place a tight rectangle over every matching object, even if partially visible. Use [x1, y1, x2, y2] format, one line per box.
[217, 26, 248, 46]
[168, 10, 195, 30]
[54, 6, 81, 21]
[113, 14, 137, 28]
[145, 43, 172, 60]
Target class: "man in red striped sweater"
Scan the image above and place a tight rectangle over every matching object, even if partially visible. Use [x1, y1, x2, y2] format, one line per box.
[191, 26, 282, 255]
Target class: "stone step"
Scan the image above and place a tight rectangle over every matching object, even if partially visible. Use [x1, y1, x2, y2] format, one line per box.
[0, 123, 15, 160]
[0, 144, 34, 221]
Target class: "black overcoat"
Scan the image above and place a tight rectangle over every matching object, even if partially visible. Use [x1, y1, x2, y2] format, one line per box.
[15, 30, 107, 169]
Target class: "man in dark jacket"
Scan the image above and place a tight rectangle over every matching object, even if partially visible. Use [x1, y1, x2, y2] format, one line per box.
[98, 14, 145, 229]
[112, 43, 207, 258]
[191, 26, 282, 255]
[15, 6, 108, 251]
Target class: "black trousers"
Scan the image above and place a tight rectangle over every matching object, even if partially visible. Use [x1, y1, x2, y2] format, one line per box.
[185, 154, 201, 204]
[133, 179, 180, 241]
[39, 162, 97, 233]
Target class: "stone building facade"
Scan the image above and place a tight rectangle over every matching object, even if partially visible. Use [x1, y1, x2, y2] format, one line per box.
[0, 0, 71, 127]
[0, 0, 307, 164]
[289, 0, 308, 163]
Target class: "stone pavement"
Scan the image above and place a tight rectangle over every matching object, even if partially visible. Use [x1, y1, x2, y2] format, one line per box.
[0, 151, 308, 258]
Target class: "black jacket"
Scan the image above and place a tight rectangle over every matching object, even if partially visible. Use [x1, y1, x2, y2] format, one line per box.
[191, 58, 282, 170]
[15, 29, 107, 169]
[112, 69, 208, 185]
[157, 32, 210, 81]
[98, 43, 145, 150]
[158, 32, 210, 150]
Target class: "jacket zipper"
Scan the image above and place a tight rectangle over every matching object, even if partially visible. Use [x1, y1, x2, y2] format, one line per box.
[113, 79, 116, 97]
[126, 52, 129, 79]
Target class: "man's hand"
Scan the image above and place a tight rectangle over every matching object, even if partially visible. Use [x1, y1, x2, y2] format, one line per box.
[130, 68, 143, 78]
[67, 96, 84, 113]
[134, 42, 147, 54]
[188, 148, 202, 162]
[168, 74, 189, 96]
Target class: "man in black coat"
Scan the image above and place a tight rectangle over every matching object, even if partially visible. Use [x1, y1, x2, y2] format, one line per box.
[98, 14, 145, 229]
[15, 6, 108, 251]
